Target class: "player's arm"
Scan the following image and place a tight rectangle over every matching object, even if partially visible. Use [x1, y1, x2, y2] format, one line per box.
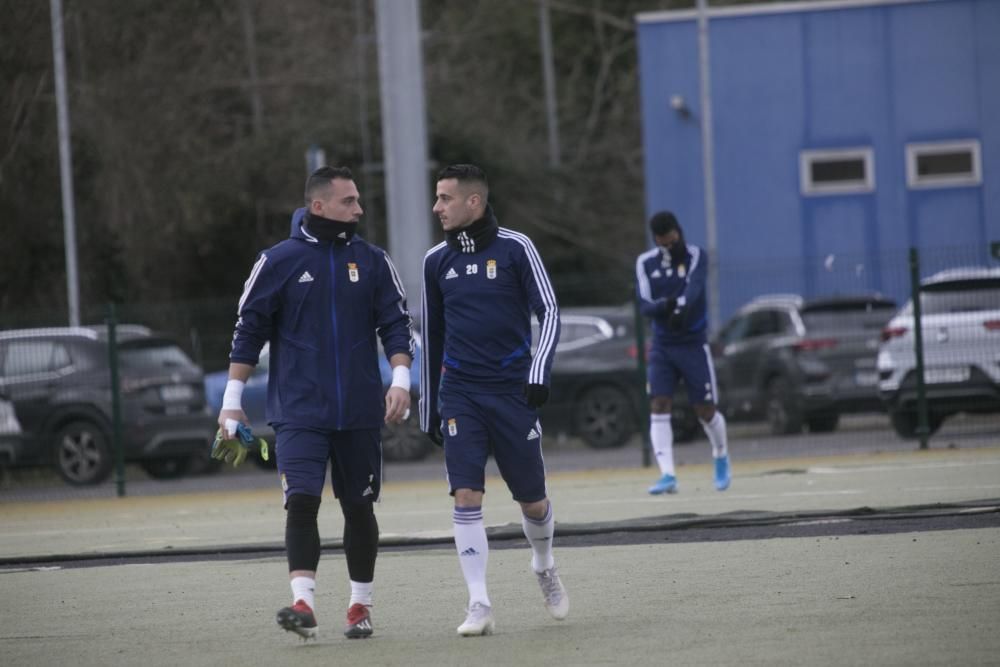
[373, 251, 414, 425]
[519, 238, 560, 408]
[223, 251, 278, 433]
[419, 252, 445, 444]
[677, 246, 707, 309]
[635, 254, 675, 317]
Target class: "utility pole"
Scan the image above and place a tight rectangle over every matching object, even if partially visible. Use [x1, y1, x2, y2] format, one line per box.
[696, 0, 719, 331]
[375, 0, 432, 309]
[49, 0, 80, 326]
[539, 0, 561, 168]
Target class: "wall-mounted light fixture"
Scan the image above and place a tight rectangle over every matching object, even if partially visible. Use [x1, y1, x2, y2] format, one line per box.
[670, 94, 691, 118]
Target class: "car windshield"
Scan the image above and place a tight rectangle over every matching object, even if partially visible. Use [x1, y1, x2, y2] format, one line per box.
[119, 341, 198, 372]
[801, 301, 896, 331]
[912, 278, 1000, 315]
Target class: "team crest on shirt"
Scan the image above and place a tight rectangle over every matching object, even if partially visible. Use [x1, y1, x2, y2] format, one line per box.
[347, 262, 360, 282]
[447, 418, 458, 436]
[486, 259, 497, 279]
[677, 264, 686, 278]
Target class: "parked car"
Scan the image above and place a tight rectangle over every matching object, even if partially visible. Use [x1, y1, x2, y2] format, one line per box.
[204, 337, 430, 465]
[712, 293, 897, 435]
[0, 326, 216, 485]
[877, 266, 1000, 438]
[0, 391, 25, 467]
[535, 305, 699, 449]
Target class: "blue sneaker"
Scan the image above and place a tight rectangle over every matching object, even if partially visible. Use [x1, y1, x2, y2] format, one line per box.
[648, 473, 678, 495]
[714, 455, 731, 491]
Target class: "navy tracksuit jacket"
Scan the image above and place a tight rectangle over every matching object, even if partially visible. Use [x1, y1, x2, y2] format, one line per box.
[230, 214, 413, 431]
[635, 243, 709, 346]
[419, 216, 560, 435]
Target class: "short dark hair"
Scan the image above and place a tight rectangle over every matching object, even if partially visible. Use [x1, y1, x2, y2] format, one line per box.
[437, 163, 488, 189]
[305, 166, 354, 204]
[649, 211, 681, 236]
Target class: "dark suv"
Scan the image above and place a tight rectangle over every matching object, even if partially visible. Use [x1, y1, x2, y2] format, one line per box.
[712, 294, 896, 434]
[0, 326, 216, 485]
[535, 305, 700, 448]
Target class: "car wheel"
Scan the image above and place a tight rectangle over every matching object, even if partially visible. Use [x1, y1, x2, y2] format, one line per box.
[54, 420, 113, 486]
[889, 409, 944, 439]
[806, 412, 840, 433]
[140, 456, 192, 480]
[573, 385, 635, 449]
[383, 417, 432, 462]
[766, 377, 803, 435]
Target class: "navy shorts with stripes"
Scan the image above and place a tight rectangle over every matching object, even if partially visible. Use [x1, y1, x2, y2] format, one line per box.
[647, 341, 719, 405]
[274, 424, 382, 506]
[438, 386, 547, 503]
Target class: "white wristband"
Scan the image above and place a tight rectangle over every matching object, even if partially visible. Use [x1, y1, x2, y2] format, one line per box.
[390, 365, 410, 391]
[222, 379, 245, 410]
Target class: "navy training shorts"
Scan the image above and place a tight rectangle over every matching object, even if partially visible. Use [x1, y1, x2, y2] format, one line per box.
[438, 386, 547, 503]
[647, 341, 719, 405]
[274, 424, 382, 506]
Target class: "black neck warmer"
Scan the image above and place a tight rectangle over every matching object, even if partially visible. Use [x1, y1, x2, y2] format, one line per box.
[446, 205, 499, 254]
[304, 212, 357, 244]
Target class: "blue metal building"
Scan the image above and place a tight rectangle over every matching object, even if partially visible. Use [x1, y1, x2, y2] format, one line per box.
[637, 0, 999, 320]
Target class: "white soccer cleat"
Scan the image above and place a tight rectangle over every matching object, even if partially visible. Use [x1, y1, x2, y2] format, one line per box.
[536, 567, 569, 620]
[457, 602, 495, 636]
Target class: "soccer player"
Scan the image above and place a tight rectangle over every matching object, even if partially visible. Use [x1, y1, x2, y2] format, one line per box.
[218, 166, 414, 640]
[635, 210, 731, 495]
[420, 164, 567, 636]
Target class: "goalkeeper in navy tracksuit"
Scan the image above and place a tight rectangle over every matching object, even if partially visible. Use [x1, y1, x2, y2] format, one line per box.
[419, 164, 568, 636]
[218, 166, 414, 641]
[635, 210, 731, 495]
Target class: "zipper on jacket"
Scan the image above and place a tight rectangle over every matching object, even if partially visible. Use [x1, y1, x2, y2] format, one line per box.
[329, 245, 344, 428]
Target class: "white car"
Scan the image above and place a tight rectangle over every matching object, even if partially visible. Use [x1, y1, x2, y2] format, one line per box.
[877, 266, 1000, 438]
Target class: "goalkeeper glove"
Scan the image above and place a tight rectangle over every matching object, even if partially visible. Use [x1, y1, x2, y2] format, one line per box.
[211, 421, 269, 467]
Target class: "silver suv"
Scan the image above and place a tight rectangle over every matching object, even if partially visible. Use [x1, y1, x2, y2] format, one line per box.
[877, 267, 1000, 438]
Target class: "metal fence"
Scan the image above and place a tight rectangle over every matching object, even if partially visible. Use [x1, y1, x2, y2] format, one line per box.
[1, 245, 997, 488]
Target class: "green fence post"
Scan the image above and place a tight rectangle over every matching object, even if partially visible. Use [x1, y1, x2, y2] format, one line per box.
[908, 248, 930, 450]
[632, 289, 651, 468]
[106, 303, 126, 496]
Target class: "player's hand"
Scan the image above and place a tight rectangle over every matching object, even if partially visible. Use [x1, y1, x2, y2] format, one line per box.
[668, 306, 687, 332]
[524, 383, 550, 408]
[662, 297, 677, 314]
[384, 386, 411, 424]
[211, 421, 269, 467]
[425, 424, 444, 448]
[217, 408, 248, 434]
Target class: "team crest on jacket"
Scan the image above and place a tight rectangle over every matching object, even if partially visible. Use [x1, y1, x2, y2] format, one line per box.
[447, 418, 458, 436]
[348, 262, 359, 283]
[486, 259, 497, 279]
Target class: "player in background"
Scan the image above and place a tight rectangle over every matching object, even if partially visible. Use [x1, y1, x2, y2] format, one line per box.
[635, 211, 731, 495]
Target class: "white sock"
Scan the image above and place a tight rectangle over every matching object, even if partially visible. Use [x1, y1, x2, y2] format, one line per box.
[521, 501, 555, 573]
[349, 580, 373, 607]
[290, 576, 315, 609]
[650, 413, 675, 476]
[701, 412, 729, 458]
[453, 506, 490, 608]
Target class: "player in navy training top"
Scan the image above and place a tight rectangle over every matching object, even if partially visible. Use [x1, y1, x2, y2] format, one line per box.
[420, 164, 568, 636]
[220, 166, 413, 640]
[635, 211, 731, 496]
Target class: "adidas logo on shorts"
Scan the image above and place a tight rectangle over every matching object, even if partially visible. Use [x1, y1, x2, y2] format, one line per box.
[527, 428, 540, 441]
